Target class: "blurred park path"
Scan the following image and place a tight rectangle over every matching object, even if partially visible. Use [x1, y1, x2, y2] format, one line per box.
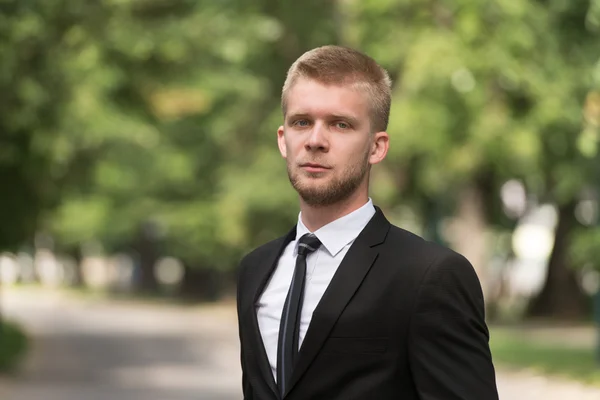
[1, 287, 600, 400]
[0, 288, 242, 400]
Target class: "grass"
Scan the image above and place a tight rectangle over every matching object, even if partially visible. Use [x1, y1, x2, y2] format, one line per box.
[490, 327, 600, 386]
[0, 319, 28, 373]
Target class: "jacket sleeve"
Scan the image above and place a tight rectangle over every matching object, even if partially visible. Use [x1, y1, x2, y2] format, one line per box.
[408, 252, 499, 400]
[237, 261, 254, 400]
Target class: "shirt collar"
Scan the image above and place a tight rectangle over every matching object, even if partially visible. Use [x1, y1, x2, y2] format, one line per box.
[295, 198, 376, 257]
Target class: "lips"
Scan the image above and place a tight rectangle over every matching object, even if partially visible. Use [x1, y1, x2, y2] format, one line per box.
[301, 163, 330, 169]
[300, 162, 331, 173]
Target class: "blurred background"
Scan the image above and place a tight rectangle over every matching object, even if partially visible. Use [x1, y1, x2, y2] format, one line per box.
[1, 0, 600, 399]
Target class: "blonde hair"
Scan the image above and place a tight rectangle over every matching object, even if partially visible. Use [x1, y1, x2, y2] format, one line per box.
[281, 45, 392, 132]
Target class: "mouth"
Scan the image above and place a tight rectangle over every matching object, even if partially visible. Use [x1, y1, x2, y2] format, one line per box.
[300, 163, 331, 173]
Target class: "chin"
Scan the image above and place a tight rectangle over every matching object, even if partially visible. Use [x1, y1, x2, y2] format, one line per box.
[293, 179, 323, 194]
[299, 177, 331, 191]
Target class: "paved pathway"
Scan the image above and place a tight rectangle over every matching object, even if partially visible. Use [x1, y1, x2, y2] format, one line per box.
[1, 288, 599, 400]
[0, 289, 242, 400]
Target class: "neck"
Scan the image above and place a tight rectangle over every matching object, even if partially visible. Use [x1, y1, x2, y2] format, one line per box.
[299, 189, 369, 232]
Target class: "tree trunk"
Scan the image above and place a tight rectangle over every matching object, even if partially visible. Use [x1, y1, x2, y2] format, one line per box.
[69, 244, 85, 288]
[178, 265, 222, 302]
[132, 222, 160, 294]
[445, 184, 490, 298]
[526, 200, 589, 320]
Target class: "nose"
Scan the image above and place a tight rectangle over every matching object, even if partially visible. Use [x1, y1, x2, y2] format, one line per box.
[305, 121, 329, 152]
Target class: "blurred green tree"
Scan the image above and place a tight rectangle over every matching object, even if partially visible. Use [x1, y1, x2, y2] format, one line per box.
[4, 0, 600, 315]
[41, 0, 341, 297]
[0, 0, 80, 251]
[343, 0, 600, 318]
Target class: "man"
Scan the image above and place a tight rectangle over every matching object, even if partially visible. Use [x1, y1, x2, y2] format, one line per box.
[236, 45, 498, 400]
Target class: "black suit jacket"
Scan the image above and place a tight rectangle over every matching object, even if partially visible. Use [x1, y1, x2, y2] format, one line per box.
[236, 206, 498, 400]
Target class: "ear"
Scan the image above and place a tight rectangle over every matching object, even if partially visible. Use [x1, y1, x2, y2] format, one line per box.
[369, 131, 389, 165]
[277, 125, 287, 158]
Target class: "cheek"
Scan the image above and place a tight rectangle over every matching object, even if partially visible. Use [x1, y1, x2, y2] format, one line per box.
[287, 138, 306, 156]
[343, 139, 370, 159]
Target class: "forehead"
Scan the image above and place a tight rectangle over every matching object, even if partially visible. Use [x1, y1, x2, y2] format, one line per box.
[285, 78, 370, 118]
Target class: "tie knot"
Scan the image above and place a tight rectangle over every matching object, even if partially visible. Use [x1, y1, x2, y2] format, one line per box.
[297, 233, 321, 256]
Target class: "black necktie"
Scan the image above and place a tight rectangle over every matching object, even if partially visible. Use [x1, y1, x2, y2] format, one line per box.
[276, 233, 322, 397]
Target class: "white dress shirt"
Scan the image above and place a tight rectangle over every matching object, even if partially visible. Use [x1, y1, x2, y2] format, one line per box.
[256, 199, 376, 380]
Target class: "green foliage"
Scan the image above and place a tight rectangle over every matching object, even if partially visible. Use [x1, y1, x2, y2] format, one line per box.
[351, 0, 600, 207]
[0, 0, 74, 250]
[0, 320, 29, 372]
[2, 0, 600, 277]
[570, 227, 600, 270]
[28, 0, 342, 268]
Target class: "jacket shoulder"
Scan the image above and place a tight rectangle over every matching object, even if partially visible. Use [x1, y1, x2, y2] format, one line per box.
[386, 224, 473, 269]
[386, 224, 481, 290]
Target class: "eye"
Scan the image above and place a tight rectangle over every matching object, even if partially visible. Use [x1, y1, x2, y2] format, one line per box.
[335, 121, 350, 130]
[293, 119, 310, 127]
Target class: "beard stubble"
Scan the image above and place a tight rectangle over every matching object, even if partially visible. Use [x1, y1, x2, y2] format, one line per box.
[287, 149, 370, 207]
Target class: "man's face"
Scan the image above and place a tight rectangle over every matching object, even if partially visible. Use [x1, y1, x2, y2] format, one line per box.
[277, 78, 388, 207]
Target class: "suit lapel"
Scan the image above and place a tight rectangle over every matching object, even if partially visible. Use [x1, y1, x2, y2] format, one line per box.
[285, 207, 390, 397]
[245, 227, 296, 400]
